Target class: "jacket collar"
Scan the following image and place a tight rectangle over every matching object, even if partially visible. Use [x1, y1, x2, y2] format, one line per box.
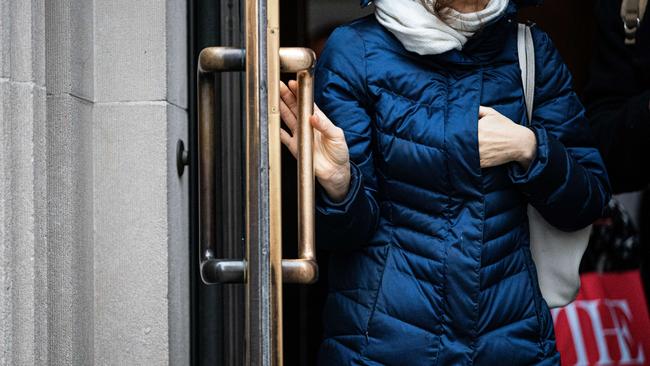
[416, 2, 518, 65]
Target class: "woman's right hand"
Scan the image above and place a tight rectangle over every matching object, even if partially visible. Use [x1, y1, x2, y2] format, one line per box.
[280, 80, 351, 202]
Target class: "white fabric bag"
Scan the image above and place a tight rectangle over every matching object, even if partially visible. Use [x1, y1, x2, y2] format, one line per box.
[517, 24, 592, 309]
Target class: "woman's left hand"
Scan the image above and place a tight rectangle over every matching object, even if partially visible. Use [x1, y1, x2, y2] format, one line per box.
[478, 106, 537, 169]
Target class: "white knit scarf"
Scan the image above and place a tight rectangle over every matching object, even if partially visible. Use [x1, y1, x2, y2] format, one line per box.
[374, 0, 510, 55]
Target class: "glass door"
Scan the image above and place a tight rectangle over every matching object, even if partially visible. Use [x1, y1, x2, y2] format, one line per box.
[190, 0, 245, 364]
[191, 0, 318, 364]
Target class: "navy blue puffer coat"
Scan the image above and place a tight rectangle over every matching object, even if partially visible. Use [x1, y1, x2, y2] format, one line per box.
[313, 2, 611, 365]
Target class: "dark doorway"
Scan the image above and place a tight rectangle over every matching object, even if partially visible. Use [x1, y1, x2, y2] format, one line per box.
[278, 2, 371, 364]
[189, 0, 246, 365]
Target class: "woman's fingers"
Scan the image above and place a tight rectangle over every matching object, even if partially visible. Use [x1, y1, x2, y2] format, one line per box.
[279, 99, 298, 133]
[310, 114, 326, 134]
[280, 128, 298, 158]
[310, 114, 342, 140]
[280, 81, 299, 116]
[478, 106, 495, 118]
[282, 86, 343, 142]
[288, 80, 299, 97]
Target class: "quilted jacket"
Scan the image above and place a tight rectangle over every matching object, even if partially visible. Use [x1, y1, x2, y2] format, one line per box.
[313, 2, 611, 365]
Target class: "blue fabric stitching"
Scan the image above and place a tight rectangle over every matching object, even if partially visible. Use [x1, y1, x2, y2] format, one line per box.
[433, 73, 452, 366]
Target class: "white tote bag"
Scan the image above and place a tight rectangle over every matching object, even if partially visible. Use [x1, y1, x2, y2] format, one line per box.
[517, 24, 592, 309]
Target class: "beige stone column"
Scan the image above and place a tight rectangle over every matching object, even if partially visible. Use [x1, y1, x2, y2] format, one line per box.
[0, 0, 189, 364]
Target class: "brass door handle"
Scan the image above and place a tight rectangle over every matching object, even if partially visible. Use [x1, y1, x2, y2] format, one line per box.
[278, 48, 318, 284]
[198, 47, 246, 284]
[197, 47, 318, 285]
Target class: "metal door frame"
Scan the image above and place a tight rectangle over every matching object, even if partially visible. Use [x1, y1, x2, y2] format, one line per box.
[245, 0, 274, 363]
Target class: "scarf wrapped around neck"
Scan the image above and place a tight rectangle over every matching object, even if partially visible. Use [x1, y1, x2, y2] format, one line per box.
[374, 0, 510, 55]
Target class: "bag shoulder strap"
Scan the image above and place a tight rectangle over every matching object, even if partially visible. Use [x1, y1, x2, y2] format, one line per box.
[622, 0, 647, 44]
[517, 23, 535, 126]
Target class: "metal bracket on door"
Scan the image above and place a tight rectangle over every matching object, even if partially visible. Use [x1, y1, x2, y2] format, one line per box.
[198, 46, 318, 285]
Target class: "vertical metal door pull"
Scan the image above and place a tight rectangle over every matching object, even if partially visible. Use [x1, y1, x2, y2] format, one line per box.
[278, 48, 319, 285]
[198, 47, 246, 284]
[197, 47, 318, 285]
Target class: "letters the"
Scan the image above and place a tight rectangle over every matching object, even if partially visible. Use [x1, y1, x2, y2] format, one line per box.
[553, 299, 645, 365]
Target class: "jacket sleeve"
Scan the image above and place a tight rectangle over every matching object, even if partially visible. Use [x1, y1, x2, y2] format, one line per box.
[508, 29, 611, 231]
[313, 26, 380, 251]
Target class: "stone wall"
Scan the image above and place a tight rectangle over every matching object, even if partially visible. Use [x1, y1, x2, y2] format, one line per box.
[0, 0, 188, 364]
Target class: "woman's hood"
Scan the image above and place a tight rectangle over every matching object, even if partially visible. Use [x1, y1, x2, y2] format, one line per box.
[360, 0, 543, 8]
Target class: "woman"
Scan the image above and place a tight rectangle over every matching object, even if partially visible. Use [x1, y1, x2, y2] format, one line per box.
[279, 0, 610, 364]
